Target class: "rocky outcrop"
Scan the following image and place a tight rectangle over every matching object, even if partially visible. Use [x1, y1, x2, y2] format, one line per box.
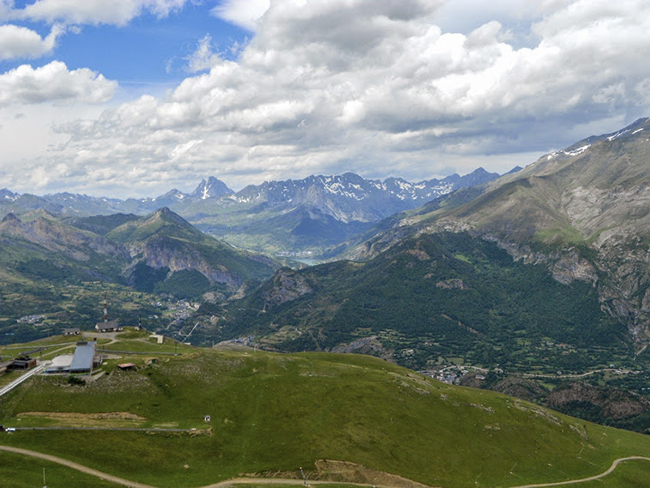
[492, 377, 548, 402]
[131, 236, 240, 287]
[331, 336, 391, 359]
[546, 383, 650, 420]
[261, 268, 313, 308]
[436, 279, 468, 290]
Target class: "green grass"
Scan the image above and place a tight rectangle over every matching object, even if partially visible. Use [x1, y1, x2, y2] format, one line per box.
[1, 342, 650, 488]
[0, 450, 122, 487]
[571, 458, 650, 487]
[99, 338, 194, 354]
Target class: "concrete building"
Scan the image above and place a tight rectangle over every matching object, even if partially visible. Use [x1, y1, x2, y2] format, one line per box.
[150, 333, 164, 344]
[69, 342, 97, 374]
[46, 342, 99, 374]
[45, 355, 74, 373]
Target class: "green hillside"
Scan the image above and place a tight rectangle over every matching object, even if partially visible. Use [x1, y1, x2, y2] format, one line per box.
[106, 207, 206, 243]
[218, 232, 627, 374]
[2, 333, 650, 488]
[0, 208, 278, 344]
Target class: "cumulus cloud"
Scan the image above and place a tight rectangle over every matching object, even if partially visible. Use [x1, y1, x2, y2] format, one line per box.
[17, 0, 650, 196]
[185, 34, 222, 73]
[0, 61, 117, 105]
[211, 0, 270, 32]
[0, 24, 64, 60]
[11, 0, 188, 26]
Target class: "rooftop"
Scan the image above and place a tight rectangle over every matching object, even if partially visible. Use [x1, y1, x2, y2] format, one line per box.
[69, 341, 96, 372]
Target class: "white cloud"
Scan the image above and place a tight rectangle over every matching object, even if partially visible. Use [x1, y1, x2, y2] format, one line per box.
[212, 0, 270, 31]
[6, 0, 650, 196]
[0, 24, 64, 60]
[0, 61, 117, 105]
[185, 34, 222, 73]
[11, 0, 188, 26]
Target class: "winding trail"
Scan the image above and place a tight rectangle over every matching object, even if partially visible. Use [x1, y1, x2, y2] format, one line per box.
[0, 446, 392, 488]
[2, 445, 650, 488]
[0, 446, 157, 488]
[510, 456, 650, 487]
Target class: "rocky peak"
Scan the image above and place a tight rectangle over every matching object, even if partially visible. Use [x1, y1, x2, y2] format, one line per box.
[1, 212, 21, 224]
[191, 177, 234, 200]
[0, 189, 18, 201]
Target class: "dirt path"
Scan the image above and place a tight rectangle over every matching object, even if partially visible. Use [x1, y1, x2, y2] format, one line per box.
[0, 446, 397, 488]
[0, 445, 157, 488]
[511, 456, 650, 487]
[3, 445, 649, 488]
[200, 478, 386, 488]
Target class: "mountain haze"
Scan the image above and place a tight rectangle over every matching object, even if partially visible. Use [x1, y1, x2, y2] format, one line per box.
[0, 169, 502, 257]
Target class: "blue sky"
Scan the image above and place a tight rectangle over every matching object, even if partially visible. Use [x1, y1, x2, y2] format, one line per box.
[0, 1, 249, 86]
[1, 0, 650, 198]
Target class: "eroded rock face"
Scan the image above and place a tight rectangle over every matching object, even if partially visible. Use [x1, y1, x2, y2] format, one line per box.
[546, 383, 650, 420]
[130, 236, 240, 287]
[492, 377, 547, 403]
[331, 336, 391, 359]
[261, 268, 313, 308]
[550, 250, 599, 285]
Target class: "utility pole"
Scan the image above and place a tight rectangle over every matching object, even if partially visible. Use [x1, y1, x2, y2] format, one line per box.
[43, 467, 47, 488]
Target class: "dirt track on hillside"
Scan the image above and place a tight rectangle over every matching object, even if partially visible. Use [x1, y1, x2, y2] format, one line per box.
[510, 456, 650, 487]
[0, 445, 157, 488]
[2, 445, 650, 488]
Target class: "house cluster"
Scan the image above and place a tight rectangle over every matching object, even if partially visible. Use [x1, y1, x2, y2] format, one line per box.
[17, 314, 46, 325]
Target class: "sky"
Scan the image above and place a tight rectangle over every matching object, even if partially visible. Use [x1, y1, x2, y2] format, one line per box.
[1, 0, 650, 198]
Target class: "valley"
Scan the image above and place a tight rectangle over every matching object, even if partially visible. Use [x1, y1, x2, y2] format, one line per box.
[3, 0, 650, 486]
[3, 120, 650, 485]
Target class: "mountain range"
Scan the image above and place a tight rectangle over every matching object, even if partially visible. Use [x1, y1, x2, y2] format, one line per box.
[0, 168, 503, 257]
[4, 118, 650, 434]
[351, 117, 650, 344]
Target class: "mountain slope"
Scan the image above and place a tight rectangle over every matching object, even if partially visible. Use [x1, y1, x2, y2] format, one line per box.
[438, 117, 650, 244]
[0, 212, 128, 282]
[336, 118, 650, 346]
[102, 207, 277, 292]
[2, 336, 650, 488]
[216, 232, 626, 373]
[0, 208, 277, 343]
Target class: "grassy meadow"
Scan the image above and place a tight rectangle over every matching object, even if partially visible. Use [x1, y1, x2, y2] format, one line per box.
[1, 333, 650, 487]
